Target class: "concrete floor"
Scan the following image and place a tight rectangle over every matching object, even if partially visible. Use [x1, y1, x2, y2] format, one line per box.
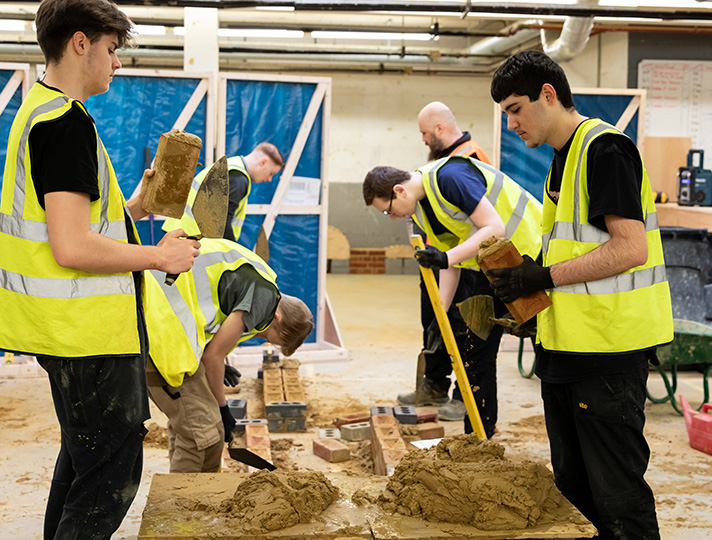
[0, 273, 710, 539]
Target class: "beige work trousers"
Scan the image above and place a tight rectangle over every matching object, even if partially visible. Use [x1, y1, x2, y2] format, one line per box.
[147, 361, 224, 473]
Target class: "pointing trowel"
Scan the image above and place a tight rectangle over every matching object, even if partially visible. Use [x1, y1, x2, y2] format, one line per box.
[165, 155, 229, 285]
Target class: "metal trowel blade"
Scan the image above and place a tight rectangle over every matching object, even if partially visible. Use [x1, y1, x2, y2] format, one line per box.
[457, 295, 495, 341]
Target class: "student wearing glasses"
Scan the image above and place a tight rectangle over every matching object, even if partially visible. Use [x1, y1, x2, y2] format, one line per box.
[362, 156, 542, 438]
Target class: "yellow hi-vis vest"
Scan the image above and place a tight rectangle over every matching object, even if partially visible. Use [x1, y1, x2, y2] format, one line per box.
[413, 156, 542, 271]
[538, 119, 673, 353]
[144, 238, 278, 386]
[163, 156, 250, 240]
[0, 83, 140, 357]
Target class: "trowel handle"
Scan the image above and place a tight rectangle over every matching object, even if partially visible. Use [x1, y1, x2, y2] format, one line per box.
[165, 235, 199, 286]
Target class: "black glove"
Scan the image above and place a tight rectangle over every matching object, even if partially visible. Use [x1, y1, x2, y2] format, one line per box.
[485, 255, 554, 303]
[414, 245, 449, 270]
[510, 316, 537, 338]
[424, 318, 442, 352]
[219, 405, 236, 443]
[223, 364, 242, 387]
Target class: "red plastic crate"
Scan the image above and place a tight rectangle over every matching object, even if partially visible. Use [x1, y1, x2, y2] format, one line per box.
[680, 395, 712, 456]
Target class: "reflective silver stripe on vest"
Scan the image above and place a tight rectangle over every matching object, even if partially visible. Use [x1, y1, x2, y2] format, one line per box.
[7, 97, 126, 241]
[192, 248, 272, 334]
[553, 264, 667, 295]
[542, 211, 660, 253]
[504, 190, 530, 239]
[572, 123, 612, 235]
[232, 215, 245, 229]
[0, 212, 128, 243]
[0, 267, 134, 298]
[423, 170, 474, 226]
[12, 97, 69, 217]
[149, 269, 203, 361]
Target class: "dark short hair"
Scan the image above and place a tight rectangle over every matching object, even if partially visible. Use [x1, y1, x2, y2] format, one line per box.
[36, 0, 133, 65]
[490, 50, 575, 110]
[362, 166, 411, 206]
[255, 142, 285, 169]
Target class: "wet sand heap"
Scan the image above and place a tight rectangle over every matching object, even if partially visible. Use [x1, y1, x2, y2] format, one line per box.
[219, 470, 339, 532]
[378, 433, 564, 531]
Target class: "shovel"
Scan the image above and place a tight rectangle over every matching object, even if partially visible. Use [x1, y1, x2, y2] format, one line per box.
[165, 156, 229, 285]
[228, 446, 277, 470]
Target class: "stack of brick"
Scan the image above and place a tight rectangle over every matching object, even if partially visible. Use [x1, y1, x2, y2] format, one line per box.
[370, 406, 408, 476]
[244, 423, 272, 473]
[349, 248, 386, 274]
[262, 363, 307, 433]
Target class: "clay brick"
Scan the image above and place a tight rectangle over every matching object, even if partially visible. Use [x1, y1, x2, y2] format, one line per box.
[417, 411, 438, 424]
[313, 438, 350, 463]
[417, 422, 445, 439]
[233, 418, 267, 434]
[245, 423, 269, 441]
[373, 425, 400, 439]
[341, 422, 370, 441]
[371, 414, 396, 427]
[333, 411, 370, 428]
[246, 433, 270, 449]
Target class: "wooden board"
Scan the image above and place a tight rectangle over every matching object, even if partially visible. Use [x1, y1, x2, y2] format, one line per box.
[138, 472, 596, 540]
[643, 137, 691, 198]
[656, 203, 712, 232]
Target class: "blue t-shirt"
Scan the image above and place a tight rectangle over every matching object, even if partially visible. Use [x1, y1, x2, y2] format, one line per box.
[419, 158, 488, 235]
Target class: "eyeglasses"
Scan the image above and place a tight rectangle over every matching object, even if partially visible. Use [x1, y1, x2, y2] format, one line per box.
[383, 191, 395, 216]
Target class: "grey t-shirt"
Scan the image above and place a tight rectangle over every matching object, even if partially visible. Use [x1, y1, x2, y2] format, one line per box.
[217, 265, 279, 332]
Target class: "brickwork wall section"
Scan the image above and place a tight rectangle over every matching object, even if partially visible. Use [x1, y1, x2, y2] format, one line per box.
[349, 248, 386, 274]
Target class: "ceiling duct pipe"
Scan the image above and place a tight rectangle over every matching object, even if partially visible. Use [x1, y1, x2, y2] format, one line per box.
[541, 0, 597, 62]
[466, 20, 543, 57]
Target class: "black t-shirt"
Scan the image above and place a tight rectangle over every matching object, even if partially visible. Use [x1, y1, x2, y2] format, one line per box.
[217, 265, 279, 333]
[28, 81, 146, 357]
[438, 132, 472, 159]
[536, 123, 650, 383]
[223, 165, 249, 241]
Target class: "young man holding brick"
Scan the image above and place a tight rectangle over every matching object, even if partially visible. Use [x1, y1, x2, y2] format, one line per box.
[0, 1, 200, 537]
[362, 155, 542, 439]
[489, 50, 673, 539]
[144, 238, 313, 472]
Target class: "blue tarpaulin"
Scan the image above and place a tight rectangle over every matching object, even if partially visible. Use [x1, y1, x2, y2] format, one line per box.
[0, 70, 26, 189]
[499, 94, 640, 201]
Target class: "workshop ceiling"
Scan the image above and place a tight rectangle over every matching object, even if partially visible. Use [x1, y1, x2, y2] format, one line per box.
[0, 1, 710, 74]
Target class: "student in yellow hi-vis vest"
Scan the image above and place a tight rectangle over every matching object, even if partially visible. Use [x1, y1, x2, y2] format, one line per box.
[144, 238, 313, 473]
[398, 101, 495, 424]
[0, 1, 200, 538]
[362, 153, 542, 440]
[163, 143, 284, 242]
[490, 50, 673, 540]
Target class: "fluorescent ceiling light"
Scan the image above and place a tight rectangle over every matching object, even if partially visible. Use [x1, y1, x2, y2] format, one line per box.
[255, 6, 295, 11]
[218, 28, 305, 38]
[134, 25, 166, 36]
[0, 19, 26, 32]
[173, 27, 185, 36]
[311, 31, 435, 40]
[468, 12, 565, 21]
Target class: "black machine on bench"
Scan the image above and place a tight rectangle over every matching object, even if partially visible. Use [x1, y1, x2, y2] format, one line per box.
[678, 149, 712, 206]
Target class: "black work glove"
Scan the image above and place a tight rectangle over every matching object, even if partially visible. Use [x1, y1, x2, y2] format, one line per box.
[414, 245, 449, 270]
[424, 318, 442, 352]
[510, 316, 537, 338]
[485, 255, 554, 303]
[219, 405, 236, 443]
[223, 364, 242, 387]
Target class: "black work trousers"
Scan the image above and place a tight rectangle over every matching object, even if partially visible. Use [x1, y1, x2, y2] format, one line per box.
[420, 268, 507, 438]
[37, 355, 150, 540]
[541, 364, 660, 540]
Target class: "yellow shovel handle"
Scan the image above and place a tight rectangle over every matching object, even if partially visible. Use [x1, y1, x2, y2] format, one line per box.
[411, 235, 487, 439]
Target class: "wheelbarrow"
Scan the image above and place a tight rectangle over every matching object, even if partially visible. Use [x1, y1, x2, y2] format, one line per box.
[646, 319, 712, 415]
